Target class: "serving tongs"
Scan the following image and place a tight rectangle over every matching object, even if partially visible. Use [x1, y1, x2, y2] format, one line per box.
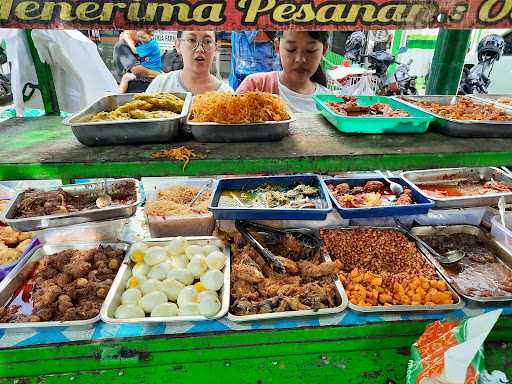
[234, 220, 320, 273]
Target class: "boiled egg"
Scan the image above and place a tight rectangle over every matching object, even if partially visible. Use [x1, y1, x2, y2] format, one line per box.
[167, 268, 194, 286]
[200, 270, 224, 291]
[151, 302, 179, 317]
[139, 291, 168, 313]
[171, 254, 189, 269]
[206, 251, 226, 270]
[198, 290, 219, 302]
[129, 242, 148, 263]
[161, 278, 185, 301]
[132, 263, 150, 279]
[148, 260, 174, 281]
[187, 255, 208, 277]
[202, 244, 219, 256]
[198, 295, 221, 317]
[166, 237, 188, 256]
[121, 288, 142, 305]
[144, 246, 167, 266]
[178, 303, 200, 316]
[139, 278, 163, 295]
[115, 304, 145, 319]
[185, 245, 204, 260]
[177, 286, 198, 308]
[126, 275, 146, 289]
[213, 239, 224, 249]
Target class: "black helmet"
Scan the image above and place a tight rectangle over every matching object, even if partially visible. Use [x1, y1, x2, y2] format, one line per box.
[477, 34, 505, 62]
[345, 31, 366, 52]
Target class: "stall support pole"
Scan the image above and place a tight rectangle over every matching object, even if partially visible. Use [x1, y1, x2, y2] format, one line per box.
[426, 29, 471, 95]
[23, 29, 60, 115]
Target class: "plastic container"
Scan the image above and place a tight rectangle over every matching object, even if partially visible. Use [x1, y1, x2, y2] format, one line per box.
[313, 95, 433, 134]
[142, 177, 215, 238]
[208, 175, 332, 221]
[324, 177, 434, 219]
[415, 207, 486, 226]
[350, 216, 415, 227]
[491, 214, 512, 252]
[36, 219, 127, 244]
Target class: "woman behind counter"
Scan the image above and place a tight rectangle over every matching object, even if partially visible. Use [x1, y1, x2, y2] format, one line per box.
[237, 31, 332, 113]
[146, 31, 233, 95]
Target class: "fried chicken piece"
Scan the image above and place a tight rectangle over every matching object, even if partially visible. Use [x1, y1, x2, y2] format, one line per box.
[0, 226, 19, 247]
[33, 284, 62, 309]
[63, 261, 92, 279]
[284, 297, 310, 310]
[0, 305, 22, 323]
[363, 181, 385, 193]
[15, 239, 32, 254]
[17, 231, 33, 242]
[0, 247, 20, 265]
[232, 263, 265, 283]
[351, 186, 365, 195]
[396, 189, 413, 205]
[75, 301, 101, 320]
[298, 260, 341, 278]
[53, 273, 73, 288]
[33, 306, 54, 321]
[230, 299, 259, 316]
[334, 183, 351, 195]
[275, 256, 299, 274]
[231, 280, 260, 301]
[275, 298, 290, 312]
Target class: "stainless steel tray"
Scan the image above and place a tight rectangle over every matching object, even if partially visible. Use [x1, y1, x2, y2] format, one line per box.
[227, 252, 349, 322]
[0, 242, 129, 329]
[396, 95, 512, 137]
[63, 92, 192, 146]
[320, 226, 464, 313]
[467, 94, 512, 112]
[412, 225, 512, 303]
[184, 112, 296, 143]
[101, 237, 230, 324]
[401, 167, 512, 208]
[2, 179, 141, 232]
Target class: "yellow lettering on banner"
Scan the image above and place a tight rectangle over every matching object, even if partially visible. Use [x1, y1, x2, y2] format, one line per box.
[15, 1, 41, 20]
[238, 0, 276, 23]
[293, 3, 315, 22]
[341, 4, 377, 23]
[100, 3, 128, 22]
[193, 3, 223, 23]
[316, 4, 345, 23]
[273, 4, 296, 23]
[405, 4, 437, 24]
[41, 2, 76, 21]
[76, 2, 101, 21]
[0, 0, 13, 21]
[478, 0, 512, 22]
[144, 3, 191, 22]
[376, 4, 406, 22]
[128, 0, 143, 22]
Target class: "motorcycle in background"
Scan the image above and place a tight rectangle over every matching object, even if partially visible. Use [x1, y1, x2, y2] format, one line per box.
[0, 45, 12, 101]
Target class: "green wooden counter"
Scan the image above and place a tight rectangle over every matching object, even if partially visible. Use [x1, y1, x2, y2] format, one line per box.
[1, 114, 512, 180]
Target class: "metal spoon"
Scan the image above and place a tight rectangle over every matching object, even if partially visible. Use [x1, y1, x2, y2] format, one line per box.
[394, 219, 465, 264]
[498, 196, 507, 228]
[96, 178, 113, 209]
[375, 170, 404, 195]
[189, 180, 213, 207]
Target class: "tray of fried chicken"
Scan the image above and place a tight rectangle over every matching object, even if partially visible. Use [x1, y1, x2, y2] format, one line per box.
[226, 221, 348, 321]
[324, 177, 434, 219]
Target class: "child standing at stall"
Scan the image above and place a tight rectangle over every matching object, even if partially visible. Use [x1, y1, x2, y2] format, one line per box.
[237, 31, 332, 113]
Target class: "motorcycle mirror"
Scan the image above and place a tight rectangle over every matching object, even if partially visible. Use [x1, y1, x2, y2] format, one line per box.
[398, 47, 408, 54]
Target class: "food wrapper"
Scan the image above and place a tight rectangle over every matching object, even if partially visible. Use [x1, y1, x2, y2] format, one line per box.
[406, 310, 502, 384]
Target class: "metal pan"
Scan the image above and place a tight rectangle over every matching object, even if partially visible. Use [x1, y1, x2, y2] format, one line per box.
[2, 179, 141, 232]
[63, 92, 192, 146]
[0, 242, 129, 329]
[101, 237, 230, 324]
[412, 225, 512, 303]
[395, 95, 512, 138]
[228, 252, 348, 322]
[183, 112, 296, 143]
[467, 94, 512, 112]
[401, 167, 512, 208]
[320, 226, 464, 313]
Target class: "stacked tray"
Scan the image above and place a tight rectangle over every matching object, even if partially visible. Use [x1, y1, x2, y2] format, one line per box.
[396, 95, 512, 137]
[64, 92, 192, 146]
[468, 94, 512, 112]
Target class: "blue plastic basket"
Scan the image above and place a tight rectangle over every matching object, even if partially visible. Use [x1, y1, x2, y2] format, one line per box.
[324, 177, 434, 219]
[208, 175, 332, 221]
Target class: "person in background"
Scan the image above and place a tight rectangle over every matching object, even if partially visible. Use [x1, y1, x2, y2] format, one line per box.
[119, 30, 162, 92]
[113, 30, 160, 93]
[146, 31, 232, 95]
[229, 31, 281, 90]
[237, 31, 331, 113]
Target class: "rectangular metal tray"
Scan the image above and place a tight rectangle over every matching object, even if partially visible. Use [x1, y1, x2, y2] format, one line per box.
[411, 225, 512, 303]
[2, 178, 141, 232]
[0, 242, 129, 329]
[313, 95, 433, 134]
[401, 167, 512, 208]
[63, 92, 192, 146]
[321, 226, 464, 313]
[101, 237, 230, 324]
[183, 112, 295, 143]
[228, 252, 348, 322]
[467, 94, 512, 112]
[208, 175, 333, 221]
[324, 177, 434, 219]
[395, 95, 512, 138]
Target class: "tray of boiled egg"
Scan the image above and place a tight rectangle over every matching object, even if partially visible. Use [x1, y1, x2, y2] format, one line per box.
[100, 236, 229, 323]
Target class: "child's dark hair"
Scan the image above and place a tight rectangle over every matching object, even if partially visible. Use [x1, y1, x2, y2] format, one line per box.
[177, 31, 218, 40]
[277, 31, 330, 87]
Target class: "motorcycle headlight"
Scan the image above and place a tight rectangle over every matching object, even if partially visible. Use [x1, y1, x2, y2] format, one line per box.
[410, 79, 416, 86]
